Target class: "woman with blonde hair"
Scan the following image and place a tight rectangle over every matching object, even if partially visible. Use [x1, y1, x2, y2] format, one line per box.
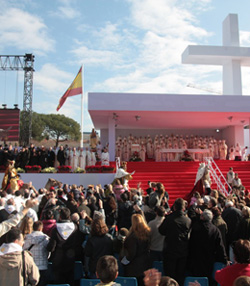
[123, 213, 151, 286]
[19, 216, 33, 238]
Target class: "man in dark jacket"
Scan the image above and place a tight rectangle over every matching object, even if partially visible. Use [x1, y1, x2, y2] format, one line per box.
[222, 200, 242, 255]
[188, 209, 228, 284]
[47, 207, 82, 286]
[47, 147, 55, 167]
[57, 145, 66, 166]
[159, 198, 191, 286]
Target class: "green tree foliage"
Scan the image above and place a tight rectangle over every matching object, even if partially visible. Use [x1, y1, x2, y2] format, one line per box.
[20, 111, 81, 146]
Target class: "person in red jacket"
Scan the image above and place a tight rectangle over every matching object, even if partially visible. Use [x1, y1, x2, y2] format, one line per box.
[215, 239, 250, 286]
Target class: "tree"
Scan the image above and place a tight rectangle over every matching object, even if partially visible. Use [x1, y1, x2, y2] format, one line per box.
[20, 112, 81, 146]
[43, 114, 81, 147]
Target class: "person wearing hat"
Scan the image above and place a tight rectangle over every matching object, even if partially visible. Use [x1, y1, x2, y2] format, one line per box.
[113, 168, 135, 192]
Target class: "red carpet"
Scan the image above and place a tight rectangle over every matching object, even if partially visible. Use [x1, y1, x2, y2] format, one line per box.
[126, 161, 250, 206]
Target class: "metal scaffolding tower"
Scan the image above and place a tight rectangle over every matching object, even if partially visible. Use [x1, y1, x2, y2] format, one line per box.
[0, 54, 35, 145]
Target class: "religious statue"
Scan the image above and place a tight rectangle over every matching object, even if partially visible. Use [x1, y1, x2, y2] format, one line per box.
[2, 160, 22, 192]
[90, 128, 98, 150]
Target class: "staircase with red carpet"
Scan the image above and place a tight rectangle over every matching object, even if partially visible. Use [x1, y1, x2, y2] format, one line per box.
[126, 161, 250, 207]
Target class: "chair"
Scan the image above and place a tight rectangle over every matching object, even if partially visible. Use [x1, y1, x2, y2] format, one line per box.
[74, 261, 84, 280]
[212, 262, 226, 286]
[212, 262, 226, 279]
[115, 276, 138, 286]
[47, 284, 70, 286]
[184, 276, 209, 286]
[80, 278, 100, 286]
[152, 261, 164, 275]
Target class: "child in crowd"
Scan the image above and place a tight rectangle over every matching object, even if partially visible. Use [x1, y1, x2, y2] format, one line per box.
[95, 255, 121, 286]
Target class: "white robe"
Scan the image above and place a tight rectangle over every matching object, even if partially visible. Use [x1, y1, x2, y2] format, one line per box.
[70, 150, 79, 171]
[79, 151, 86, 170]
[101, 152, 110, 166]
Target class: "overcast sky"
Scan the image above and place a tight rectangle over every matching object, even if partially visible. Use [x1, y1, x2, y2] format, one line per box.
[1, 0, 250, 132]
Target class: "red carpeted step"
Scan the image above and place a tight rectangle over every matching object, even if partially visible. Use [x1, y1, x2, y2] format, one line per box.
[126, 161, 250, 206]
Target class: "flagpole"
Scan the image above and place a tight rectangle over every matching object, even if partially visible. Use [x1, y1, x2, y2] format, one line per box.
[80, 65, 84, 148]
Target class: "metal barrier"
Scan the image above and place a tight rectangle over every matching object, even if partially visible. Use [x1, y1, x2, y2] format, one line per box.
[204, 157, 229, 196]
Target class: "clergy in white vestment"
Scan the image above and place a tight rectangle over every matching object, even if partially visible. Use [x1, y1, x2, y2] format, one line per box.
[155, 143, 161, 162]
[79, 148, 86, 170]
[96, 141, 103, 160]
[139, 144, 146, 162]
[86, 147, 92, 166]
[101, 148, 110, 166]
[228, 146, 235, 161]
[65, 147, 71, 166]
[122, 144, 129, 162]
[146, 139, 154, 159]
[235, 143, 242, 161]
[90, 151, 97, 166]
[219, 140, 228, 160]
[70, 147, 79, 171]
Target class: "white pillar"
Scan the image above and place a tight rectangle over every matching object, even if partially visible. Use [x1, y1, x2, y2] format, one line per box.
[108, 117, 116, 161]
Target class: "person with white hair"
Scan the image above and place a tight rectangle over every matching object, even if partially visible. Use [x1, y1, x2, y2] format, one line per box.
[222, 200, 242, 255]
[188, 209, 228, 284]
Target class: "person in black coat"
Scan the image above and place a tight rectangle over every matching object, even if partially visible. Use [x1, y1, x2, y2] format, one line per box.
[222, 200, 242, 255]
[188, 209, 228, 284]
[84, 217, 113, 278]
[47, 207, 82, 286]
[38, 146, 47, 169]
[159, 198, 191, 286]
[47, 147, 55, 167]
[57, 146, 66, 166]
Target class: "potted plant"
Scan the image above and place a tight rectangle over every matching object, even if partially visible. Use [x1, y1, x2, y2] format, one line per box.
[16, 167, 25, 173]
[180, 150, 194, 161]
[57, 165, 72, 173]
[129, 151, 142, 162]
[73, 167, 86, 173]
[41, 167, 57, 173]
[101, 166, 115, 173]
[25, 165, 42, 173]
[85, 165, 102, 173]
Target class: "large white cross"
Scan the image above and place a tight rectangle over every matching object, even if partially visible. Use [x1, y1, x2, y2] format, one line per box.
[182, 14, 250, 96]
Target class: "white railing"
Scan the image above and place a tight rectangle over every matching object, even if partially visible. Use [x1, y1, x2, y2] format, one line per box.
[204, 157, 230, 196]
[115, 157, 121, 170]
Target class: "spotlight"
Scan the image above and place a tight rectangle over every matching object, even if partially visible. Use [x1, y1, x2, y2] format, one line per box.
[135, 115, 141, 121]
[216, 129, 220, 133]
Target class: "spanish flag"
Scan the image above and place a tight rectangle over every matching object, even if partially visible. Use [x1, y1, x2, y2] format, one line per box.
[56, 67, 82, 111]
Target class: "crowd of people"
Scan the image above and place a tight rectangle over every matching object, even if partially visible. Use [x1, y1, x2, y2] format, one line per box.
[0, 164, 250, 286]
[115, 134, 249, 162]
[0, 143, 110, 172]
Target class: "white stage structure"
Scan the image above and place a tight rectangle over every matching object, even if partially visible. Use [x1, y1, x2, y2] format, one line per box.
[88, 14, 250, 161]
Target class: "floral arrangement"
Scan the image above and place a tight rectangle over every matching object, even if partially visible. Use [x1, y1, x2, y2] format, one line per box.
[180, 150, 194, 161]
[57, 165, 72, 172]
[25, 165, 42, 171]
[129, 151, 142, 162]
[102, 165, 115, 172]
[16, 167, 25, 173]
[73, 167, 86, 173]
[85, 165, 102, 173]
[41, 167, 57, 173]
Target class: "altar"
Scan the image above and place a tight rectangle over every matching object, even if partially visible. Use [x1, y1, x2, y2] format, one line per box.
[160, 148, 209, 161]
